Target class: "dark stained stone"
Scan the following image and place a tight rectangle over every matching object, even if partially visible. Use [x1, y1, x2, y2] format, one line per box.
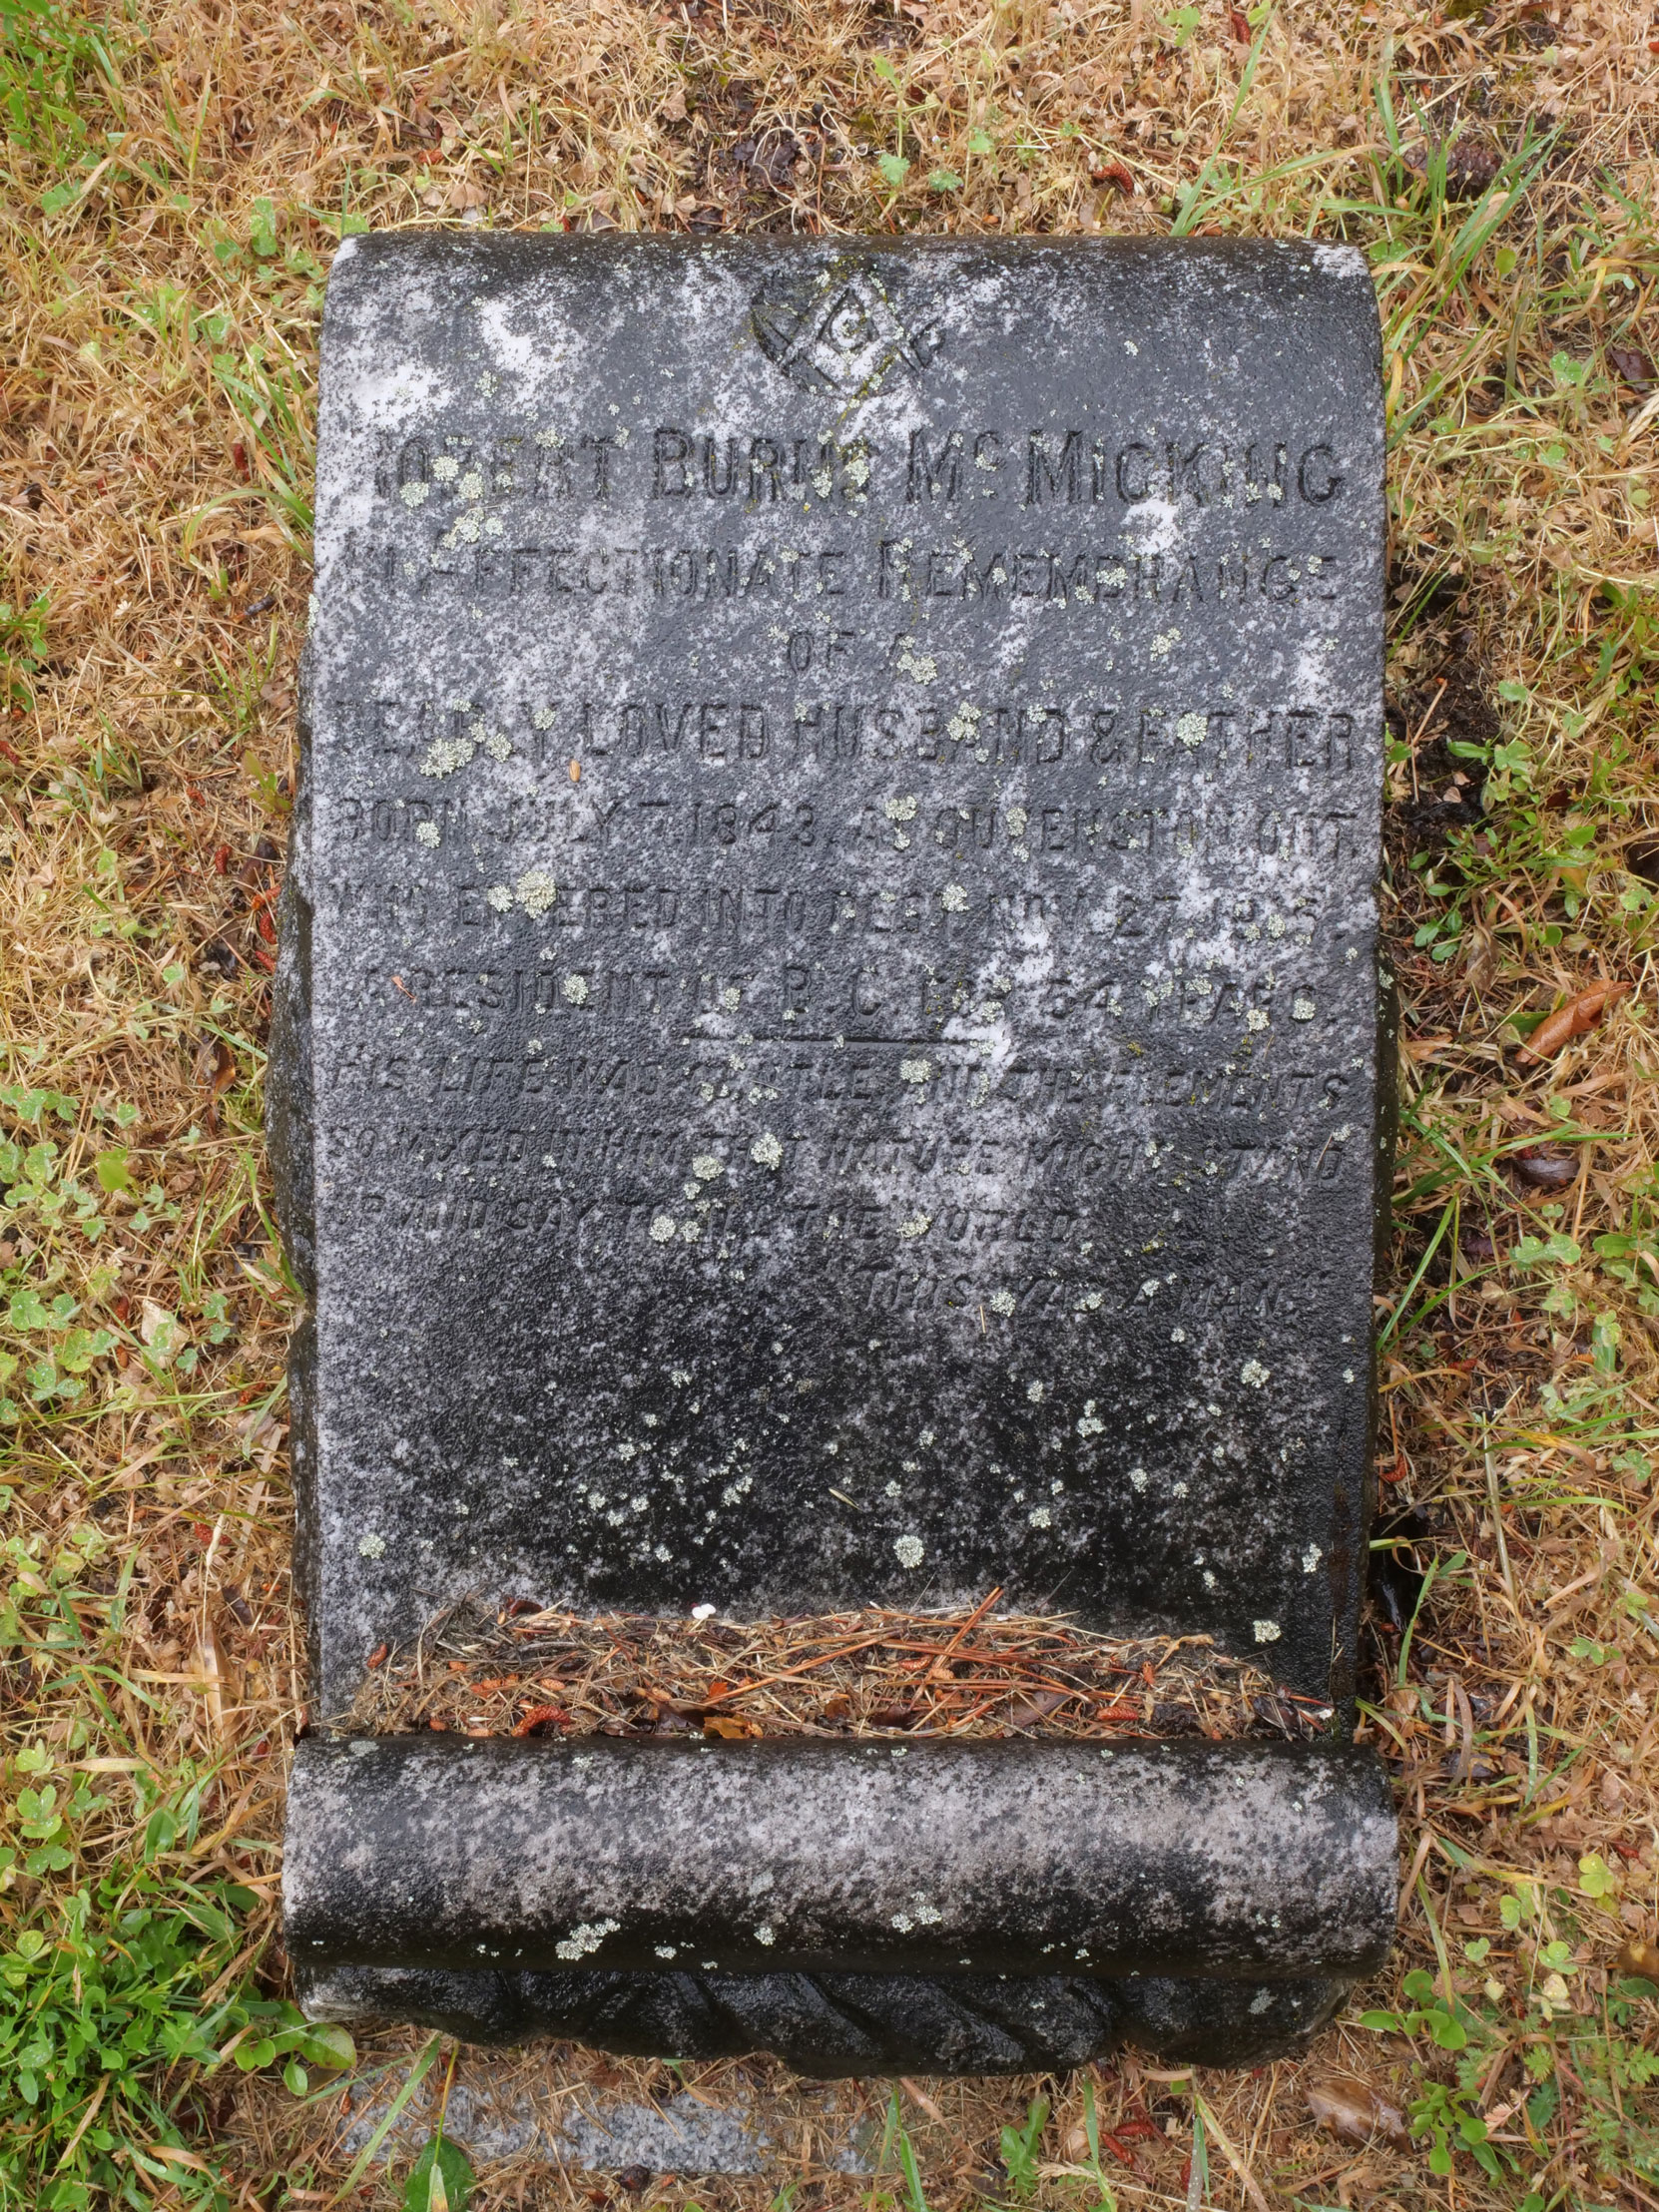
[273, 233, 1395, 2065]
[288, 1735, 1396, 1980]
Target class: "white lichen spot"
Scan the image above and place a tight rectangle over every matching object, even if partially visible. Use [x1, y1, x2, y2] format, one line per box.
[893, 1533, 924, 1569]
[884, 795, 918, 822]
[1129, 1467, 1148, 1491]
[681, 1219, 702, 1243]
[899, 1057, 931, 1085]
[1266, 912, 1287, 938]
[1253, 1619, 1283, 1644]
[516, 868, 557, 914]
[1006, 805, 1028, 838]
[1150, 628, 1181, 657]
[655, 1944, 678, 1959]
[1176, 711, 1207, 749]
[751, 1131, 784, 1171]
[890, 1911, 914, 1933]
[754, 1924, 776, 1945]
[1076, 1290, 1103, 1313]
[414, 820, 440, 848]
[458, 469, 486, 501]
[1076, 1399, 1104, 1438]
[1240, 1359, 1271, 1388]
[430, 455, 459, 482]
[484, 884, 513, 913]
[940, 882, 968, 913]
[649, 1215, 678, 1244]
[692, 1154, 724, 1183]
[720, 984, 742, 1012]
[884, 1479, 902, 1498]
[897, 1212, 931, 1239]
[357, 1532, 385, 1559]
[400, 480, 430, 509]
[1292, 994, 1317, 1022]
[555, 1918, 620, 1962]
[482, 728, 512, 761]
[1303, 1544, 1324, 1573]
[419, 733, 476, 779]
[1026, 1381, 1045, 1402]
[1245, 1008, 1269, 1033]
[563, 973, 590, 1004]
[989, 1289, 1016, 1316]
[1343, 1367, 1356, 1383]
[1028, 1506, 1053, 1528]
[895, 640, 937, 684]
[532, 705, 556, 731]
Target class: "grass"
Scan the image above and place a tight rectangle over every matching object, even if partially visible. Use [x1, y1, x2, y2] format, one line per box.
[2, 0, 1658, 2203]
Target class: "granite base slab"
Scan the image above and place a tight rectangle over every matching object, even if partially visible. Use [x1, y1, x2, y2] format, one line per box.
[288, 1733, 1394, 2070]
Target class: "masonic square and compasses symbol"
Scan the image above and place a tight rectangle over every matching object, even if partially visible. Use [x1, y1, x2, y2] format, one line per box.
[750, 263, 943, 397]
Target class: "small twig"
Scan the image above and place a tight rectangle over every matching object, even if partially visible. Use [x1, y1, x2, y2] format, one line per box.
[1191, 2085, 1273, 2212]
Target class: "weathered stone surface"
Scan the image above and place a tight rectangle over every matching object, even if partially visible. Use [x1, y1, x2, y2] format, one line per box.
[273, 233, 1389, 1720]
[286, 1735, 1396, 1980]
[273, 233, 1395, 2065]
[334, 2065, 878, 2176]
[301, 1958, 1355, 2075]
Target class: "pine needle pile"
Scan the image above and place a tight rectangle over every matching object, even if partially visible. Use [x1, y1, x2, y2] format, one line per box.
[344, 1600, 1326, 1744]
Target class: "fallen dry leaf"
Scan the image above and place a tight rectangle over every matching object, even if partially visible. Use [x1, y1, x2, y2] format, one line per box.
[1515, 980, 1629, 1064]
[1614, 1935, 1659, 1981]
[1306, 2072, 1408, 2146]
[236, 1404, 285, 1471]
[1610, 343, 1655, 387]
[1512, 1146, 1579, 1189]
[1006, 1688, 1073, 1728]
[194, 1034, 237, 1125]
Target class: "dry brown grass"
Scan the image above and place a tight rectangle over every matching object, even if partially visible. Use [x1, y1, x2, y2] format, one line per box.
[4, 0, 1659, 2204]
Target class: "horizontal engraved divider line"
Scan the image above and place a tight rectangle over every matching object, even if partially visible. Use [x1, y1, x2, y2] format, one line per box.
[737, 1034, 970, 1047]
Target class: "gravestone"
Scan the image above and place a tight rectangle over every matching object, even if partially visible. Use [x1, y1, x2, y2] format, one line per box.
[274, 234, 1397, 2073]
